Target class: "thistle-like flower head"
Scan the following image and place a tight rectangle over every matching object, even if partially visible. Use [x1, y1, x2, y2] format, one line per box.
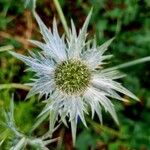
[0, 97, 57, 150]
[10, 11, 139, 145]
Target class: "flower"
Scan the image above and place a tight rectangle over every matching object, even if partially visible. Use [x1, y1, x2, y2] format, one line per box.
[10, 11, 139, 145]
[0, 97, 57, 150]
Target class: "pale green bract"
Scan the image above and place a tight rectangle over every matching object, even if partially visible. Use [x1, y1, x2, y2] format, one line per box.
[0, 98, 57, 150]
[10, 10, 139, 145]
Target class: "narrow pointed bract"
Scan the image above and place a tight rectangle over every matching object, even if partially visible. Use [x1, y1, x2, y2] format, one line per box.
[1, 97, 57, 150]
[10, 11, 139, 145]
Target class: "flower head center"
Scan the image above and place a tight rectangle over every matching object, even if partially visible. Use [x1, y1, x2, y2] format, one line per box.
[54, 60, 91, 95]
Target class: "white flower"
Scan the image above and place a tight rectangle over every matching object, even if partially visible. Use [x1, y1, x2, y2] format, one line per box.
[10, 11, 139, 145]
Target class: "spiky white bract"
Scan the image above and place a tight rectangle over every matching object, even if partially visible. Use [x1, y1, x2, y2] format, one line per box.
[10, 10, 139, 145]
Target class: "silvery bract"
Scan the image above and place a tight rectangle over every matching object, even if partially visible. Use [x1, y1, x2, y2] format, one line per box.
[10, 11, 138, 145]
[0, 98, 57, 150]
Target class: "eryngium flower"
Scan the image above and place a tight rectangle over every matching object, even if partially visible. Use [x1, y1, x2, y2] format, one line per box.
[10, 11, 139, 144]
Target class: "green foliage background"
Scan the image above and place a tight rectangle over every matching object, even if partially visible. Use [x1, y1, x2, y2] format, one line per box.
[0, 0, 150, 149]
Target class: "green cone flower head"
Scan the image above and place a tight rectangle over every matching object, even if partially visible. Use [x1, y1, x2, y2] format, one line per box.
[54, 59, 91, 94]
[10, 11, 139, 145]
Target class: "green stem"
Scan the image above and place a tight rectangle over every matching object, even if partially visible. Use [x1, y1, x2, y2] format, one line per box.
[53, 0, 69, 37]
[0, 45, 14, 52]
[0, 139, 5, 146]
[87, 117, 121, 137]
[0, 83, 31, 91]
[33, 0, 36, 11]
[104, 56, 150, 72]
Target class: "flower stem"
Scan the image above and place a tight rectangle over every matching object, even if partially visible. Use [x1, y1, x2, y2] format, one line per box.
[87, 117, 122, 137]
[0, 45, 14, 52]
[0, 83, 30, 91]
[104, 56, 150, 72]
[53, 0, 69, 37]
